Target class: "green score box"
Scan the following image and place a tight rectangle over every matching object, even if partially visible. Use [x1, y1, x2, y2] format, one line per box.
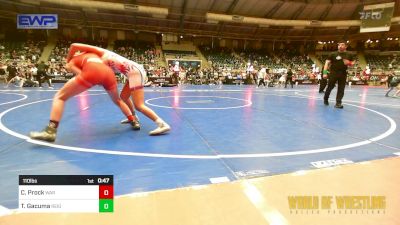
[99, 199, 114, 213]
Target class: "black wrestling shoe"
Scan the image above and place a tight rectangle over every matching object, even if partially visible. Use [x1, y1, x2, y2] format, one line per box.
[30, 126, 57, 142]
[130, 120, 141, 130]
[334, 103, 344, 109]
[324, 99, 329, 106]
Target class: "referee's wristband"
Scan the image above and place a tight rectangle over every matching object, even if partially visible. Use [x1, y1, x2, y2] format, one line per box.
[323, 70, 329, 75]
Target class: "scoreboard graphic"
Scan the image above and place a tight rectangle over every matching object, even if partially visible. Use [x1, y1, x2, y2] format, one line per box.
[19, 175, 114, 213]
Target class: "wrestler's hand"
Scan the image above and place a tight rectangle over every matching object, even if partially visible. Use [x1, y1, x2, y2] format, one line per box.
[66, 51, 74, 63]
[343, 59, 355, 66]
[65, 62, 81, 75]
[65, 63, 72, 72]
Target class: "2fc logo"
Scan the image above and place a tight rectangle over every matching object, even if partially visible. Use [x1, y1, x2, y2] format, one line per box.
[359, 11, 383, 20]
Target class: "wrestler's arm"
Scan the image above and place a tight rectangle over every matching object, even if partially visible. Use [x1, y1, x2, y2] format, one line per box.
[65, 62, 81, 75]
[322, 59, 331, 79]
[66, 43, 105, 62]
[343, 59, 355, 66]
[343, 53, 355, 66]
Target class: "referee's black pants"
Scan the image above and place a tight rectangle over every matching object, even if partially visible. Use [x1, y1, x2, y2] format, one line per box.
[324, 74, 346, 104]
[319, 78, 327, 92]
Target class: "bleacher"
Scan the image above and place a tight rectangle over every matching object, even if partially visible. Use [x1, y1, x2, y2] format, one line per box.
[2, 33, 399, 87]
[239, 50, 274, 68]
[0, 31, 47, 83]
[114, 40, 158, 67]
[365, 54, 398, 70]
[200, 46, 244, 70]
[0, 39, 45, 63]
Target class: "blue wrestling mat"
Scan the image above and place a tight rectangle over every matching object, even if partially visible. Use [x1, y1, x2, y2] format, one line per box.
[0, 84, 399, 209]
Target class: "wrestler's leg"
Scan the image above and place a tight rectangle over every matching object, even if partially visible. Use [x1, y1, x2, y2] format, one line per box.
[30, 78, 89, 142]
[131, 88, 170, 135]
[50, 78, 88, 122]
[119, 82, 139, 124]
[106, 85, 140, 130]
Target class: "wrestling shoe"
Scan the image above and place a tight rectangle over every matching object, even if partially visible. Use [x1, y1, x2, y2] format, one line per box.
[130, 120, 141, 130]
[324, 99, 329, 106]
[121, 114, 140, 124]
[30, 126, 57, 142]
[149, 122, 170, 135]
[120, 118, 130, 124]
[334, 103, 344, 109]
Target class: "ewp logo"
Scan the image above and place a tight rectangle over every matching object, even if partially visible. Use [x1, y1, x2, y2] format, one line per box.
[17, 14, 58, 29]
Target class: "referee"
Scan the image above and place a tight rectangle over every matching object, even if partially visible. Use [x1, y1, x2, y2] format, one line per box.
[323, 40, 355, 109]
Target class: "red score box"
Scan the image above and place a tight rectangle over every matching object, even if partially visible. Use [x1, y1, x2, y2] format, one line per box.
[99, 185, 114, 199]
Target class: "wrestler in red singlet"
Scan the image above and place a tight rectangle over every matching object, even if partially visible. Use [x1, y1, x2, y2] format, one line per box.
[66, 43, 170, 136]
[70, 53, 117, 90]
[29, 53, 137, 142]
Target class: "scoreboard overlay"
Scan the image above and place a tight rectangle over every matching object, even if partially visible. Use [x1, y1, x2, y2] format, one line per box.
[18, 175, 113, 213]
